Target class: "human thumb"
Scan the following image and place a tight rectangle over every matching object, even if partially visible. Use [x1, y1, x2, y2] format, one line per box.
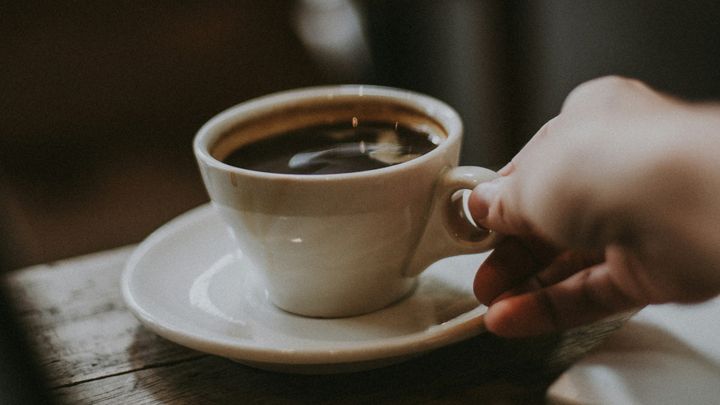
[469, 176, 532, 236]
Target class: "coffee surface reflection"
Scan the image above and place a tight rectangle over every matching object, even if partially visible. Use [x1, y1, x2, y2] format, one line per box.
[222, 120, 441, 175]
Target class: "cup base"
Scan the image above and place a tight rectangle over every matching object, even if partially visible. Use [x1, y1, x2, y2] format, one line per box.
[268, 278, 419, 319]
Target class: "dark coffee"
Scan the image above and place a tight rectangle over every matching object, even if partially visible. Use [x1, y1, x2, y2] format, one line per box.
[222, 120, 441, 174]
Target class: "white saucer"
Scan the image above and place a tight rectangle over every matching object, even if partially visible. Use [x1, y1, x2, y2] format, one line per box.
[122, 204, 490, 374]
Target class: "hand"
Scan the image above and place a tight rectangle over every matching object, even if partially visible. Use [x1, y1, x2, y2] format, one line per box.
[469, 76, 720, 337]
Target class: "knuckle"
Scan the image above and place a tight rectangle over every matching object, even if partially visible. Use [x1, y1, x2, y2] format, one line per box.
[562, 75, 640, 112]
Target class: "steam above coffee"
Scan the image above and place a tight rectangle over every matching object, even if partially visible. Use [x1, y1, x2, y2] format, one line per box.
[222, 120, 442, 175]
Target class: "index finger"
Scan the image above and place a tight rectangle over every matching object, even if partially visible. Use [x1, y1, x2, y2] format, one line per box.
[468, 120, 557, 236]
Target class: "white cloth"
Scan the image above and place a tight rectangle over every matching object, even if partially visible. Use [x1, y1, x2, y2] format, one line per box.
[548, 297, 720, 405]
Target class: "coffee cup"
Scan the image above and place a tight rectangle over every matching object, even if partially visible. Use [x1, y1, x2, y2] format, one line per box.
[194, 85, 499, 317]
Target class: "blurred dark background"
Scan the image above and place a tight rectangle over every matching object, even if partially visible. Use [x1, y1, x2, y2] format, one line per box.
[3, 0, 720, 269]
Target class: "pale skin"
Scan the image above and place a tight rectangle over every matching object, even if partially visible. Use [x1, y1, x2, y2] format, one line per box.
[469, 76, 720, 337]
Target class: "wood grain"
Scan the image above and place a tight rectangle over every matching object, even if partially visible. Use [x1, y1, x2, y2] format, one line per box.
[4, 247, 202, 389]
[3, 246, 630, 404]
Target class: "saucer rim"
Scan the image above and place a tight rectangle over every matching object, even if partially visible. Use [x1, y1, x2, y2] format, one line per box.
[121, 204, 487, 366]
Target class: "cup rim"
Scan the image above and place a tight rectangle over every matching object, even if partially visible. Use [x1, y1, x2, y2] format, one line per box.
[193, 85, 463, 181]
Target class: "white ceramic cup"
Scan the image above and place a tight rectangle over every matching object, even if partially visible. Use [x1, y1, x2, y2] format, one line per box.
[194, 85, 499, 318]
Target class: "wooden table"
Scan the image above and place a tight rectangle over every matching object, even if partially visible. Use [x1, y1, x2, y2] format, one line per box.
[3, 246, 628, 404]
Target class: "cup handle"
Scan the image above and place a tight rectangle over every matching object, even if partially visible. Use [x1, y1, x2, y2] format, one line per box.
[404, 166, 501, 277]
